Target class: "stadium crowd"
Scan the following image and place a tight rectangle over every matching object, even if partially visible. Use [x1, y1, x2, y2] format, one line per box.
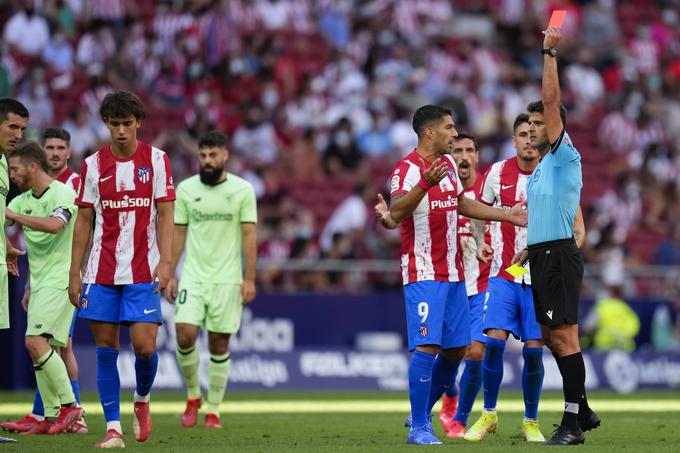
[1, 0, 680, 296]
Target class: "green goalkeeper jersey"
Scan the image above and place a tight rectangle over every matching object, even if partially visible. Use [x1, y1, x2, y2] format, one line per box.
[175, 174, 257, 284]
[8, 181, 77, 289]
[0, 155, 8, 264]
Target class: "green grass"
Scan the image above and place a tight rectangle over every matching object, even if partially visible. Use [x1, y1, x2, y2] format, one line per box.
[1, 391, 680, 451]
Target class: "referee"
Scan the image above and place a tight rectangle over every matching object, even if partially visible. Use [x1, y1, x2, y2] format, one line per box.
[523, 26, 601, 445]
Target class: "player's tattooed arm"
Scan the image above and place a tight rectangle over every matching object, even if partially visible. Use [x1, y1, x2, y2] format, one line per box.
[471, 219, 493, 263]
[375, 193, 401, 230]
[573, 205, 585, 248]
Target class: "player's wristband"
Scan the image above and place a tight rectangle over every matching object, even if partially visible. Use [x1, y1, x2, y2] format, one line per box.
[417, 177, 433, 191]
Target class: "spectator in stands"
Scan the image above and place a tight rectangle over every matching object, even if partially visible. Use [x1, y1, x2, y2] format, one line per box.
[596, 173, 641, 243]
[61, 106, 106, 160]
[3, 0, 50, 57]
[323, 117, 361, 176]
[582, 286, 640, 352]
[41, 28, 74, 74]
[319, 183, 372, 253]
[17, 74, 53, 138]
[356, 110, 393, 158]
[232, 106, 279, 164]
[655, 223, 680, 266]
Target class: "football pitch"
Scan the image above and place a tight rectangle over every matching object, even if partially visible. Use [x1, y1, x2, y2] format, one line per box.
[1, 390, 679, 451]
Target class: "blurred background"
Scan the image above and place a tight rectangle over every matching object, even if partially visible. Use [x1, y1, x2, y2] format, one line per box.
[0, 0, 679, 393]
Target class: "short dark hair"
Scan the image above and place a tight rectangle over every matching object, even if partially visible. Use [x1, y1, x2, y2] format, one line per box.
[0, 98, 29, 123]
[198, 130, 227, 149]
[513, 113, 530, 133]
[43, 127, 71, 145]
[99, 90, 146, 122]
[412, 105, 453, 137]
[452, 132, 478, 151]
[526, 101, 567, 127]
[9, 141, 48, 172]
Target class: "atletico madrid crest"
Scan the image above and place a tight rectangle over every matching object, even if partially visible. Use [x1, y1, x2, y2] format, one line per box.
[137, 167, 151, 183]
[419, 323, 429, 337]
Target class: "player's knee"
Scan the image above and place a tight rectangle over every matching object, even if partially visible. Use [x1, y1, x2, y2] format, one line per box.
[465, 343, 484, 361]
[176, 335, 196, 350]
[133, 344, 156, 359]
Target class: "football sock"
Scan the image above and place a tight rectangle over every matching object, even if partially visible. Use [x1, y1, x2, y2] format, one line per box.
[32, 389, 44, 417]
[444, 374, 459, 398]
[555, 352, 586, 430]
[33, 350, 61, 417]
[70, 379, 81, 404]
[408, 350, 435, 427]
[522, 347, 544, 419]
[206, 352, 231, 415]
[453, 359, 482, 425]
[134, 351, 158, 400]
[176, 346, 201, 399]
[427, 354, 461, 415]
[37, 348, 76, 406]
[483, 338, 506, 411]
[96, 347, 120, 423]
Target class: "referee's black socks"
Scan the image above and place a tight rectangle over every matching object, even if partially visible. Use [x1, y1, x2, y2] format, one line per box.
[553, 352, 588, 430]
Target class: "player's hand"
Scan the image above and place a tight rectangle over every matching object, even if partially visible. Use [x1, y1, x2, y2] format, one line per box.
[241, 279, 256, 305]
[507, 200, 528, 227]
[476, 243, 494, 263]
[68, 272, 82, 308]
[152, 261, 171, 294]
[6, 245, 25, 277]
[374, 193, 396, 228]
[512, 248, 529, 266]
[543, 26, 561, 49]
[164, 277, 178, 303]
[21, 288, 30, 312]
[420, 157, 448, 187]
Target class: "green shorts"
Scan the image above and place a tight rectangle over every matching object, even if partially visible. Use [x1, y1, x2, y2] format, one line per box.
[174, 281, 243, 334]
[26, 287, 75, 347]
[0, 268, 7, 330]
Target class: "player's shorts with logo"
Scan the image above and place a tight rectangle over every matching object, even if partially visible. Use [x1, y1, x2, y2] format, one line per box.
[174, 279, 243, 333]
[483, 277, 542, 341]
[26, 287, 75, 347]
[528, 238, 583, 326]
[469, 291, 488, 344]
[0, 265, 8, 330]
[403, 281, 470, 352]
[78, 282, 162, 325]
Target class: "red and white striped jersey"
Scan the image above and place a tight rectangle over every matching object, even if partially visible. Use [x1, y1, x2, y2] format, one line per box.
[481, 157, 531, 285]
[76, 142, 175, 285]
[458, 173, 491, 296]
[390, 150, 464, 285]
[56, 167, 81, 194]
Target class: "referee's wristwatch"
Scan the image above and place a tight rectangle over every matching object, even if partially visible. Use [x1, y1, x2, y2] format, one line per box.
[542, 47, 558, 57]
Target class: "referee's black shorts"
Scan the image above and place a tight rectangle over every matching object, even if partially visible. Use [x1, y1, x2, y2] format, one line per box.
[528, 237, 583, 327]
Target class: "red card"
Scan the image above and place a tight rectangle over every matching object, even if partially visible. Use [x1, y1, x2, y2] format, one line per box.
[547, 10, 567, 29]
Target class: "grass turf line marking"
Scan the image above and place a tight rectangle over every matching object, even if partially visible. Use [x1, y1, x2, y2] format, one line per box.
[1, 400, 680, 415]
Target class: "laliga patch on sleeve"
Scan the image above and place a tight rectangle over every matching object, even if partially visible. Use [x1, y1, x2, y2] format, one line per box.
[391, 175, 400, 191]
[505, 263, 528, 278]
[547, 10, 567, 29]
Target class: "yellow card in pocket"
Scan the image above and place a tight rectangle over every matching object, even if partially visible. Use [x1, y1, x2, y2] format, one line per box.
[505, 264, 528, 278]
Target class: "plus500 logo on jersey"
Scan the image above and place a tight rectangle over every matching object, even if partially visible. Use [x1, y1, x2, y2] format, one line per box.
[430, 196, 457, 210]
[102, 195, 151, 209]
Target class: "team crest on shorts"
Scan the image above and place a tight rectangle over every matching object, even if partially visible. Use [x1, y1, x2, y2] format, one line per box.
[80, 296, 88, 310]
[419, 323, 429, 337]
[137, 167, 151, 183]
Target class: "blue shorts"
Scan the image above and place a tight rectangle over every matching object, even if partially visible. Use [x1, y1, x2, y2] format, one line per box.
[69, 310, 77, 337]
[469, 291, 488, 344]
[483, 277, 541, 341]
[78, 283, 163, 325]
[404, 281, 470, 352]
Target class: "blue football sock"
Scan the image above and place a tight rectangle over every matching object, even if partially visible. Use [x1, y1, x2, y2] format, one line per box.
[32, 389, 44, 417]
[483, 338, 506, 411]
[427, 354, 461, 415]
[135, 351, 158, 397]
[408, 350, 436, 427]
[522, 347, 544, 419]
[453, 359, 482, 425]
[96, 347, 120, 422]
[444, 373, 459, 398]
[70, 379, 81, 404]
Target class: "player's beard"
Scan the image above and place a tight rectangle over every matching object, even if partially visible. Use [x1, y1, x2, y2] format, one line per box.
[199, 166, 224, 186]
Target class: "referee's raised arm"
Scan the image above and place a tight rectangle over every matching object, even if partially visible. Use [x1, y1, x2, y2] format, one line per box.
[541, 27, 564, 144]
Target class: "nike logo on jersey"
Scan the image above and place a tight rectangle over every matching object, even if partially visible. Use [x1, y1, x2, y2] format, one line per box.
[143, 308, 157, 314]
[546, 310, 553, 320]
[501, 184, 515, 190]
[100, 175, 113, 183]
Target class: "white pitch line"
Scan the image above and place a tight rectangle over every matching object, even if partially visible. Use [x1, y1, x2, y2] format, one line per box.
[1, 400, 680, 415]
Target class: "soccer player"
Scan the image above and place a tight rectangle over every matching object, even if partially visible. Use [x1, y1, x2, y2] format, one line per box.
[0, 98, 29, 332]
[377, 105, 526, 445]
[68, 91, 175, 449]
[164, 130, 257, 429]
[4, 142, 83, 435]
[1, 128, 87, 435]
[520, 27, 600, 444]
